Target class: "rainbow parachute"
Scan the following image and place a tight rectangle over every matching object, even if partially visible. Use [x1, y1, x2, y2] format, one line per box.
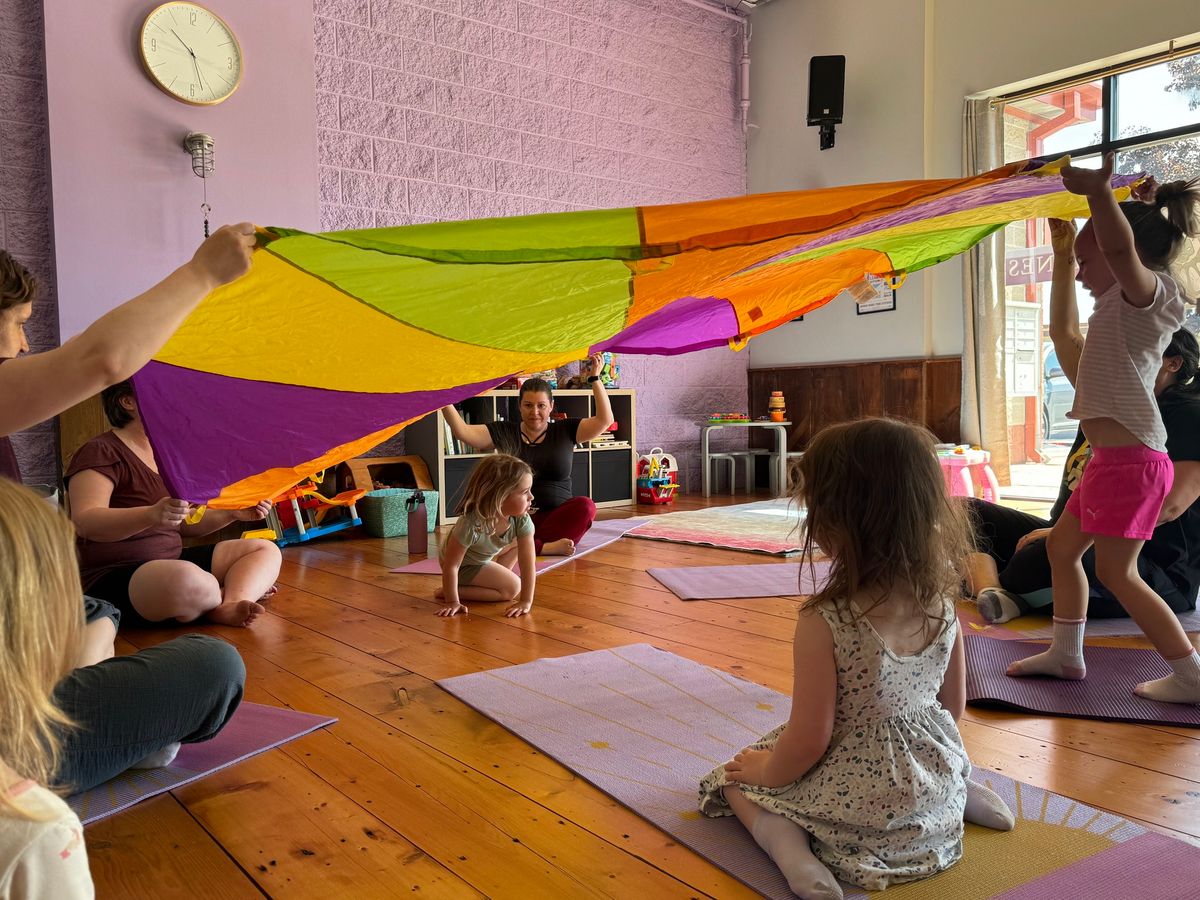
[134, 158, 1135, 507]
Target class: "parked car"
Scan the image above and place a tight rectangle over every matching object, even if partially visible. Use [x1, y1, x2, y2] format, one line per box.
[1042, 344, 1077, 440]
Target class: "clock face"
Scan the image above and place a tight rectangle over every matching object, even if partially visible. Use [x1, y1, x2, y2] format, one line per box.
[139, 2, 243, 105]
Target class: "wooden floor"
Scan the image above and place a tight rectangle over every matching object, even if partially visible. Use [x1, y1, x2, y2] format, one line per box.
[89, 493, 1200, 899]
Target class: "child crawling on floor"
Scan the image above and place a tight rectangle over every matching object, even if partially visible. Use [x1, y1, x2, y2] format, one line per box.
[435, 453, 538, 619]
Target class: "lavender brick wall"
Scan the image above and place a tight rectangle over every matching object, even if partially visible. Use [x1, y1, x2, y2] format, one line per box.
[0, 0, 58, 485]
[315, 0, 750, 489]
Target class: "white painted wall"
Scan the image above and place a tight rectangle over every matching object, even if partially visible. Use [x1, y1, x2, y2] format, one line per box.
[747, 0, 1200, 369]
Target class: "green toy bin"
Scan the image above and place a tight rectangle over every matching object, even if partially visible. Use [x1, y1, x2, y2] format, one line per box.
[358, 489, 439, 538]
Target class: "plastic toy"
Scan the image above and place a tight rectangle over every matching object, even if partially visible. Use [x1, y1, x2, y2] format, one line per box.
[707, 412, 751, 424]
[266, 472, 367, 547]
[637, 448, 679, 505]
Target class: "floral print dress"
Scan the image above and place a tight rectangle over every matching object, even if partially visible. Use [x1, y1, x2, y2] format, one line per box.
[699, 601, 970, 891]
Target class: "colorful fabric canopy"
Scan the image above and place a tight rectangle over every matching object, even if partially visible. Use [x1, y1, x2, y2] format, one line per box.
[133, 157, 1136, 507]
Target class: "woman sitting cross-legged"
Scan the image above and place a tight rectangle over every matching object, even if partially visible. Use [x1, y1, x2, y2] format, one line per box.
[66, 380, 281, 628]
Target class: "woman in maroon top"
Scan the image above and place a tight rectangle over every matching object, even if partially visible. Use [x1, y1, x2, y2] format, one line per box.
[67, 381, 281, 628]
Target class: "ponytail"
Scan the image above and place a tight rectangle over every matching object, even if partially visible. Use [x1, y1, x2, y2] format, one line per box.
[1161, 326, 1200, 401]
[1121, 176, 1200, 270]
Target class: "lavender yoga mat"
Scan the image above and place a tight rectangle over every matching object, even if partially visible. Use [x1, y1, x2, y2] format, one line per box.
[439, 644, 1200, 899]
[69, 702, 336, 825]
[965, 635, 1200, 726]
[390, 516, 644, 574]
[959, 603, 1200, 642]
[647, 560, 831, 599]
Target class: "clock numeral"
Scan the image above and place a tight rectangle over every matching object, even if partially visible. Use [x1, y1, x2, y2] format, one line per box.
[227, 56, 233, 70]
[190, 83, 196, 98]
[189, 10, 197, 25]
[150, 37, 157, 52]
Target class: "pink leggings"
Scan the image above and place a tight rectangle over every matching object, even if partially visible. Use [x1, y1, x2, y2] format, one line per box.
[531, 496, 596, 553]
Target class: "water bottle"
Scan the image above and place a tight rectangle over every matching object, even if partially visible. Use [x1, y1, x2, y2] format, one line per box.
[406, 491, 428, 555]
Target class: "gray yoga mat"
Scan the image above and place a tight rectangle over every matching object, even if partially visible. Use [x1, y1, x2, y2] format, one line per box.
[964, 635, 1200, 726]
[647, 560, 831, 599]
[439, 644, 1200, 898]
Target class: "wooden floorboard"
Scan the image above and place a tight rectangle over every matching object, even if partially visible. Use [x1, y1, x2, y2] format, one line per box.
[89, 492, 1200, 896]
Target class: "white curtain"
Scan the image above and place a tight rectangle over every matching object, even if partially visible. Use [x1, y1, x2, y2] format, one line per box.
[960, 97, 1010, 484]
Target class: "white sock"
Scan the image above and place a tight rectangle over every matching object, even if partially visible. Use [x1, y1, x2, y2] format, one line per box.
[977, 588, 1024, 624]
[1006, 617, 1086, 680]
[751, 812, 843, 899]
[1135, 650, 1200, 705]
[130, 742, 181, 769]
[963, 779, 1015, 831]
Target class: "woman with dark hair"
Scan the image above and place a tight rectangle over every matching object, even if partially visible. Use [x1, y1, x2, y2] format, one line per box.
[967, 215, 1200, 624]
[0, 228, 252, 794]
[66, 380, 281, 628]
[442, 353, 614, 556]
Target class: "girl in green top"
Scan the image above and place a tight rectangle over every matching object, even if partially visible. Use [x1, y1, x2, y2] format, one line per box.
[436, 454, 538, 618]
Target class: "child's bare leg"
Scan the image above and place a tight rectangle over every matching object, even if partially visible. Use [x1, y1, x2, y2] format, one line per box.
[495, 541, 519, 571]
[1007, 513, 1091, 680]
[965, 552, 999, 597]
[77, 617, 117, 668]
[724, 786, 842, 899]
[1091, 535, 1200, 703]
[452, 563, 521, 605]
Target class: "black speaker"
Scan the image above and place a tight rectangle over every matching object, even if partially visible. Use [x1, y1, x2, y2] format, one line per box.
[807, 55, 845, 125]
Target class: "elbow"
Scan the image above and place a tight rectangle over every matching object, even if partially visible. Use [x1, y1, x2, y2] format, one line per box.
[81, 340, 133, 387]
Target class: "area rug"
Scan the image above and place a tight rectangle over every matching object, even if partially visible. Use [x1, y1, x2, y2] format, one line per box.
[439, 644, 1200, 898]
[964, 635, 1200, 726]
[647, 560, 831, 599]
[958, 602, 1200, 642]
[628, 499, 804, 555]
[69, 702, 337, 825]
[389, 517, 645, 574]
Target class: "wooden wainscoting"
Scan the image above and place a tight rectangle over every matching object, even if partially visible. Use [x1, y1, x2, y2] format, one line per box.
[747, 356, 962, 450]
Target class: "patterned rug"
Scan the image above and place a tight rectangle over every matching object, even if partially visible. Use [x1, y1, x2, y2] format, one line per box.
[69, 702, 336, 825]
[439, 644, 1200, 898]
[629, 499, 804, 555]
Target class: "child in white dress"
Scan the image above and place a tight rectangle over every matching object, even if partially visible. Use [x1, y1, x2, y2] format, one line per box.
[699, 418, 1013, 898]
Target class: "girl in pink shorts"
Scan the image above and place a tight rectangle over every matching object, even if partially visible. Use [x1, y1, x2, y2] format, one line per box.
[1008, 156, 1200, 704]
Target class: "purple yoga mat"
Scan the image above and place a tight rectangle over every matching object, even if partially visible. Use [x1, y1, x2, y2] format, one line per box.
[390, 516, 644, 574]
[959, 604, 1200, 642]
[647, 560, 831, 599]
[964, 635, 1200, 726]
[69, 701, 336, 825]
[439, 644, 1200, 899]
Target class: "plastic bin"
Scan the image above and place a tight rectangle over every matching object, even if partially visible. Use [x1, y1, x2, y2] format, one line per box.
[358, 489, 439, 538]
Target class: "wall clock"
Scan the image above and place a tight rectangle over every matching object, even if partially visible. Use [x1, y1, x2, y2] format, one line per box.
[139, 2, 243, 105]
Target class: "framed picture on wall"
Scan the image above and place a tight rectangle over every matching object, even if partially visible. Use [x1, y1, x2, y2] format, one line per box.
[853, 274, 897, 315]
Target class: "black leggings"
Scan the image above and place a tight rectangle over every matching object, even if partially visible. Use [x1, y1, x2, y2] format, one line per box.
[966, 499, 1193, 619]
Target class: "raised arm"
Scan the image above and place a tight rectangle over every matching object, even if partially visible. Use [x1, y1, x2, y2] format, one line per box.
[1061, 154, 1158, 308]
[0, 223, 256, 437]
[1046, 218, 1084, 386]
[937, 624, 967, 721]
[574, 352, 616, 443]
[441, 404, 494, 451]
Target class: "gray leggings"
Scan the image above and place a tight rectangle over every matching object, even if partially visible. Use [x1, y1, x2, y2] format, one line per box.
[52, 633, 245, 793]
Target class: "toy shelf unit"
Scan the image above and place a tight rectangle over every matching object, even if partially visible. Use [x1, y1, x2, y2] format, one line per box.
[404, 389, 637, 525]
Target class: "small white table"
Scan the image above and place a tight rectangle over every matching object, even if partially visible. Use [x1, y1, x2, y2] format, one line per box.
[700, 420, 792, 498]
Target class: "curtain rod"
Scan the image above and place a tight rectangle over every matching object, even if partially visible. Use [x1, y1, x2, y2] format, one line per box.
[990, 38, 1200, 107]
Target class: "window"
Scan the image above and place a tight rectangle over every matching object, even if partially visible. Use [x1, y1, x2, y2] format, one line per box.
[999, 52, 1200, 497]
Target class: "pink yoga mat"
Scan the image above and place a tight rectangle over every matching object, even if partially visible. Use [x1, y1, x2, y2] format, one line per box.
[964, 635, 1200, 726]
[390, 517, 644, 575]
[69, 702, 336, 825]
[439, 644, 1200, 899]
[647, 560, 831, 599]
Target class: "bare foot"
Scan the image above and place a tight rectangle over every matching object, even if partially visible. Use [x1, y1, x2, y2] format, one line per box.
[541, 538, 576, 556]
[257, 584, 279, 604]
[206, 599, 264, 627]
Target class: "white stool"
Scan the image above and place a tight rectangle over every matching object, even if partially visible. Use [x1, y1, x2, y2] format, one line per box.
[707, 453, 737, 495]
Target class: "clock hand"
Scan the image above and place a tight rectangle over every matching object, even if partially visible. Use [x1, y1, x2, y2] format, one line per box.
[170, 28, 196, 57]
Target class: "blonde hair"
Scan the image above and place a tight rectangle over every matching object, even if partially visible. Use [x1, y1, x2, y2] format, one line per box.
[455, 453, 532, 535]
[0, 479, 83, 818]
[796, 418, 971, 641]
